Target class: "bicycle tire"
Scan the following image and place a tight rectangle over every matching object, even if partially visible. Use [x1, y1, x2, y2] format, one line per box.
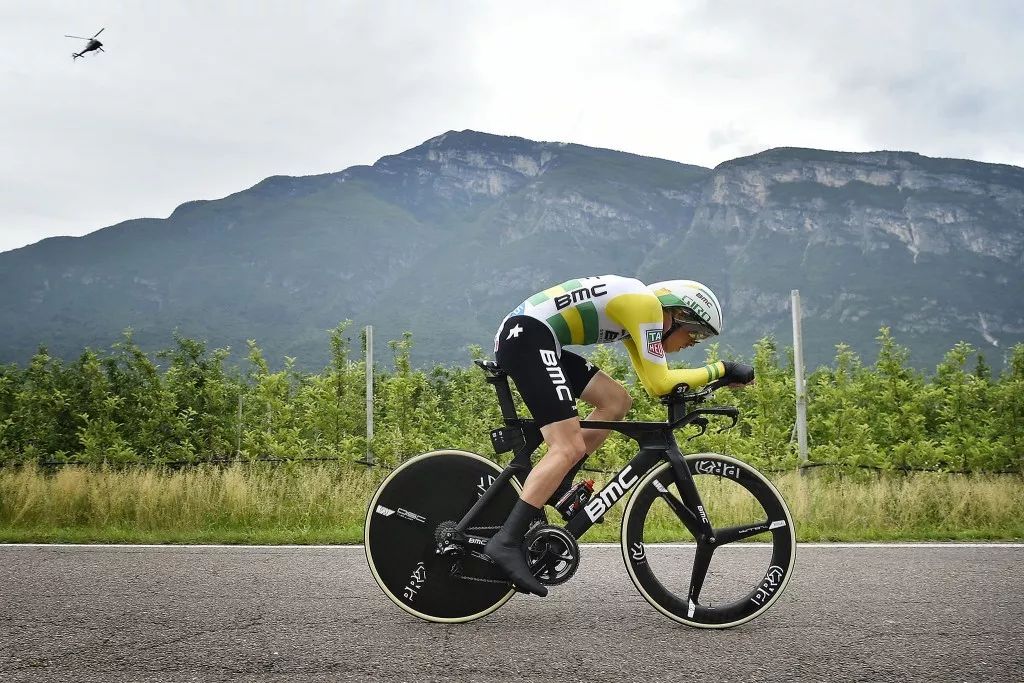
[621, 453, 796, 628]
[364, 449, 522, 623]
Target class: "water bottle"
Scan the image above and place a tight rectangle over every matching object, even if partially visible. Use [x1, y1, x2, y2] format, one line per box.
[555, 479, 595, 520]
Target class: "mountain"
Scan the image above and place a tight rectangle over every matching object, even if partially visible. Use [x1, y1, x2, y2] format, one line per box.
[2, 130, 1022, 371]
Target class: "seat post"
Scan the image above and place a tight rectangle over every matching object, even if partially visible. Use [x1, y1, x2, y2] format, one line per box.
[486, 374, 519, 421]
[475, 360, 519, 420]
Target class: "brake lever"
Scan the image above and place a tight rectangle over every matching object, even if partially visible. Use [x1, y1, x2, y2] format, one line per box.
[717, 413, 739, 432]
[687, 417, 709, 441]
[688, 406, 740, 433]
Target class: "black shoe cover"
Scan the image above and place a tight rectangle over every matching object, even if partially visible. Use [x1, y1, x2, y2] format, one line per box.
[484, 529, 548, 597]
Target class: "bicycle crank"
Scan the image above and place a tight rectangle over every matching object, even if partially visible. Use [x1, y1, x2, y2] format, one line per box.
[525, 524, 580, 586]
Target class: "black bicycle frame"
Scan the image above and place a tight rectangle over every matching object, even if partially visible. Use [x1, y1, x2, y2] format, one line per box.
[461, 361, 735, 545]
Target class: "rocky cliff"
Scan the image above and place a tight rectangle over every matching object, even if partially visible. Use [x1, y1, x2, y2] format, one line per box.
[1, 131, 1021, 371]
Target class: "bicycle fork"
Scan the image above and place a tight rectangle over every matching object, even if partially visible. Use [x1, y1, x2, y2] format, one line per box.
[663, 442, 719, 611]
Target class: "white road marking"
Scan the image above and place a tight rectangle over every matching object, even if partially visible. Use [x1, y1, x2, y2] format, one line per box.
[1, 542, 1022, 549]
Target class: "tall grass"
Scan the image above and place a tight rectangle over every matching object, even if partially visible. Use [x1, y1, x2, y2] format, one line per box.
[0, 463, 385, 544]
[0, 464, 1020, 543]
[779, 470, 1024, 541]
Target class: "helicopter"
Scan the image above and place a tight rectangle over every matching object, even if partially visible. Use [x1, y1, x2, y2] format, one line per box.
[65, 28, 105, 60]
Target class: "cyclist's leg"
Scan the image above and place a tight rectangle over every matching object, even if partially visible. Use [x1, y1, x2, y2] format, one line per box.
[577, 369, 632, 455]
[488, 316, 586, 596]
[545, 354, 631, 502]
[520, 416, 588, 508]
[486, 416, 586, 596]
[496, 330, 591, 507]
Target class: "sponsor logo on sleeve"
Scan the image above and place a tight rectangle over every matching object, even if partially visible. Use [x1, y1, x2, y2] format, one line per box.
[645, 328, 664, 359]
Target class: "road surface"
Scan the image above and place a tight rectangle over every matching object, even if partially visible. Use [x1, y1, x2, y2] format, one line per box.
[1, 543, 1021, 682]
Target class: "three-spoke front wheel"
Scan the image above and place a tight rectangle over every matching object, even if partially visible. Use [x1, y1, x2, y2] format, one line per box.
[621, 453, 796, 628]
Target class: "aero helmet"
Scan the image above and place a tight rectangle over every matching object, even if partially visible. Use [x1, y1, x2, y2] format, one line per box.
[648, 280, 723, 340]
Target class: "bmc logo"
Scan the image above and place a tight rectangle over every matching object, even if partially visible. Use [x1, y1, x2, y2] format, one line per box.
[539, 349, 573, 402]
[584, 466, 640, 522]
[555, 284, 607, 310]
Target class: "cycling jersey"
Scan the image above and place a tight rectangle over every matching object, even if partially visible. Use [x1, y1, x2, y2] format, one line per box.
[495, 275, 725, 397]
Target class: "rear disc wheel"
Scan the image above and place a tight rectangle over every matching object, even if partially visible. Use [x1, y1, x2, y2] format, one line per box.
[364, 450, 522, 623]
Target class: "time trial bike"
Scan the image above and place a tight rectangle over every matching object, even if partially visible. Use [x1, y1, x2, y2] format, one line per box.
[364, 359, 795, 627]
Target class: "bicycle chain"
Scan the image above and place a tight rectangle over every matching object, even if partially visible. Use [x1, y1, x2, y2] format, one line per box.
[452, 528, 552, 587]
[444, 524, 562, 587]
[458, 574, 509, 585]
[455, 522, 554, 585]
[450, 547, 511, 585]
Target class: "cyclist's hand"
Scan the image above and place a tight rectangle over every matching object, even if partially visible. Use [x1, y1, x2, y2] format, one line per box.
[722, 361, 755, 387]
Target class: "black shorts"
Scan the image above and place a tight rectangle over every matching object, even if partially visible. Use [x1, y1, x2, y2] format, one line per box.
[494, 316, 600, 429]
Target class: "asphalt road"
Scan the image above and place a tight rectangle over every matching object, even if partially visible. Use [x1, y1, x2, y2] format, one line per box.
[1, 543, 1022, 682]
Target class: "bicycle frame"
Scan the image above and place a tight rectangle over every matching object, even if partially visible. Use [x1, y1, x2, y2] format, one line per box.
[460, 361, 736, 545]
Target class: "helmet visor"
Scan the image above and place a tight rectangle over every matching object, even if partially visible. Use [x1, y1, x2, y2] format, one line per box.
[675, 322, 714, 342]
[669, 308, 717, 342]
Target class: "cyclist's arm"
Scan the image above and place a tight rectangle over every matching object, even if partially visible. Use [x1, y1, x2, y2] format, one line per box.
[607, 293, 726, 397]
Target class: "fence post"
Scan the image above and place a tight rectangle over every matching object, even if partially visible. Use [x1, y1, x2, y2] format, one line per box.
[363, 325, 375, 465]
[236, 394, 243, 458]
[791, 290, 809, 471]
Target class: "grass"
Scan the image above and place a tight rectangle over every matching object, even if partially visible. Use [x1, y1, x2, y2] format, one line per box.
[779, 470, 1024, 541]
[0, 463, 381, 544]
[1, 463, 1021, 544]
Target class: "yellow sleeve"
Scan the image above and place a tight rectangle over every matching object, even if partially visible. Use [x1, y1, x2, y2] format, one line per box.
[607, 293, 726, 397]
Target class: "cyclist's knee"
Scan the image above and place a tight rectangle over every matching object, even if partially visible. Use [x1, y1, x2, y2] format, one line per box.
[541, 418, 587, 463]
[606, 385, 632, 419]
[549, 434, 587, 467]
[583, 372, 632, 419]
[542, 429, 585, 464]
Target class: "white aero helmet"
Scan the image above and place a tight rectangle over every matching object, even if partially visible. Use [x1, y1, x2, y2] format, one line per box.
[648, 279, 723, 340]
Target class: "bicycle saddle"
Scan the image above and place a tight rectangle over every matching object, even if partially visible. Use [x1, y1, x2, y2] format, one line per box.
[474, 359, 506, 376]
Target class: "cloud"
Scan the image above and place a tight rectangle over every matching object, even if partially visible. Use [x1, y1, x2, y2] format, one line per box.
[2, 1, 1023, 253]
[674, 1, 1024, 162]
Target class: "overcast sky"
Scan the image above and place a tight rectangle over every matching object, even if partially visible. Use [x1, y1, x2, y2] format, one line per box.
[2, 0, 1023, 254]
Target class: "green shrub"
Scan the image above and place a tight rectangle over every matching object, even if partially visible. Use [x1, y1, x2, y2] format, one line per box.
[0, 327, 1021, 475]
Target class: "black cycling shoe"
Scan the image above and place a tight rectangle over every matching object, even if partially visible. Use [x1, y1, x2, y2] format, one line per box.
[484, 532, 548, 597]
[485, 499, 548, 597]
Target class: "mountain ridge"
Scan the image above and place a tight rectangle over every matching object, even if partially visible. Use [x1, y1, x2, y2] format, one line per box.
[2, 130, 1022, 371]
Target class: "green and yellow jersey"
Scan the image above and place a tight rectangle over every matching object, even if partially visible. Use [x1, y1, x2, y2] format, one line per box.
[497, 275, 725, 396]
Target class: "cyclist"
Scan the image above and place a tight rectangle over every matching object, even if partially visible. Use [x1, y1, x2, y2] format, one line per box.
[485, 275, 754, 596]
